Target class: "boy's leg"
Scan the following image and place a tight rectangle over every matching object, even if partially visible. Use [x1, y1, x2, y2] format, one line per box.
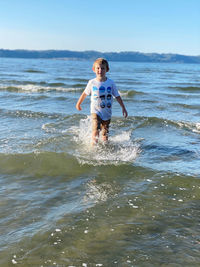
[91, 113, 101, 144]
[101, 119, 111, 142]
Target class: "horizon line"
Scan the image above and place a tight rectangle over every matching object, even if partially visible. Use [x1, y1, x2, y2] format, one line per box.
[0, 48, 199, 57]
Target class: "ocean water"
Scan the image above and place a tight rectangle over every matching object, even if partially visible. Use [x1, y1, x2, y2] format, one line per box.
[0, 57, 200, 266]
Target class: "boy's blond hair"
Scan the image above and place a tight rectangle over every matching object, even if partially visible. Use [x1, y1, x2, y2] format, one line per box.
[93, 58, 109, 71]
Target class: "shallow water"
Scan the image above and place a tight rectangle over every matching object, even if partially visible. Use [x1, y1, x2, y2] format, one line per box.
[0, 58, 200, 266]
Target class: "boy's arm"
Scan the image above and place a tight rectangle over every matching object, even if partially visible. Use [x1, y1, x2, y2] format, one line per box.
[76, 92, 87, 111]
[116, 96, 128, 118]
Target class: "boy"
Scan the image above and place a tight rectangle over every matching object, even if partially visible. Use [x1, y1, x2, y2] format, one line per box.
[76, 58, 128, 145]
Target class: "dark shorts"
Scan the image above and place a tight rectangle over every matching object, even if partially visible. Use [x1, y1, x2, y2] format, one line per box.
[91, 113, 111, 136]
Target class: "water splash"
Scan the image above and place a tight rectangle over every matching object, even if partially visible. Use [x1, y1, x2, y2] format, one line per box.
[83, 179, 113, 203]
[72, 116, 140, 165]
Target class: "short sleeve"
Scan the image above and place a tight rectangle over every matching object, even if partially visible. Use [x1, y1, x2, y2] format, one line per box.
[112, 81, 120, 97]
[84, 80, 92, 95]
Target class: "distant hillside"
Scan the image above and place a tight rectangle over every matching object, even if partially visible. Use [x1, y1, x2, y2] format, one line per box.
[0, 49, 200, 64]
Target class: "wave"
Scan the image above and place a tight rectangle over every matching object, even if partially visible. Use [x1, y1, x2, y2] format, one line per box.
[177, 121, 200, 134]
[132, 116, 176, 129]
[0, 151, 84, 177]
[24, 69, 46, 73]
[0, 84, 83, 93]
[55, 77, 88, 84]
[69, 115, 200, 171]
[0, 108, 61, 119]
[48, 82, 66, 87]
[119, 89, 144, 97]
[40, 113, 200, 137]
[2, 80, 66, 87]
[41, 114, 82, 133]
[170, 86, 200, 92]
[143, 143, 196, 158]
[72, 83, 85, 88]
[126, 115, 200, 135]
[171, 103, 200, 110]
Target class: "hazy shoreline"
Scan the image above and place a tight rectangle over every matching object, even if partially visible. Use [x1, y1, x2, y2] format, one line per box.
[0, 49, 200, 64]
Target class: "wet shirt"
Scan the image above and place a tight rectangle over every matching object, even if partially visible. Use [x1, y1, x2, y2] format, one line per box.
[84, 78, 120, 120]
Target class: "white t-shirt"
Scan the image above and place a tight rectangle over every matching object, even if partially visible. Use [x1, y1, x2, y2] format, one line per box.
[84, 78, 120, 120]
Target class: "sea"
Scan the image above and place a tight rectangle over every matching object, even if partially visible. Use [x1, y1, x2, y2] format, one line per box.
[0, 57, 200, 267]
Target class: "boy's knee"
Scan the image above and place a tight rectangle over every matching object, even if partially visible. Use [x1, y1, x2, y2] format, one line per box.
[101, 128, 108, 137]
[91, 113, 100, 132]
[101, 120, 110, 137]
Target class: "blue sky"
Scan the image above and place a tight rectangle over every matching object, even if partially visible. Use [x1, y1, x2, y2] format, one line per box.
[0, 0, 199, 55]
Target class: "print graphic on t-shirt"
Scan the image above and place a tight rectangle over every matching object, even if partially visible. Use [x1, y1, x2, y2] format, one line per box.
[92, 86, 98, 98]
[99, 87, 106, 108]
[107, 94, 112, 108]
[99, 86, 105, 93]
[92, 86, 98, 92]
[107, 94, 111, 100]
[107, 102, 111, 108]
[107, 86, 111, 93]
[100, 95, 106, 108]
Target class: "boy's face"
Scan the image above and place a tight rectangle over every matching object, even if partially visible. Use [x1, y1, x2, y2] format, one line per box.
[93, 63, 108, 81]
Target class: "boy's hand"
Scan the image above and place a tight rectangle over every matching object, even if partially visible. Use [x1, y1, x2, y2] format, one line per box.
[123, 108, 128, 118]
[116, 96, 128, 118]
[76, 92, 87, 111]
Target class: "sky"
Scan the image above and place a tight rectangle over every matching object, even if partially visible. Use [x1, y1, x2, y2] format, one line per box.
[0, 0, 199, 56]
